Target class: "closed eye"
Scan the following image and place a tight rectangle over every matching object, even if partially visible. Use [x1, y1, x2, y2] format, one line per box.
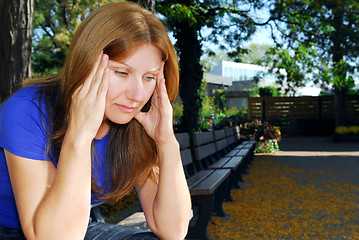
[144, 75, 156, 81]
[115, 71, 128, 77]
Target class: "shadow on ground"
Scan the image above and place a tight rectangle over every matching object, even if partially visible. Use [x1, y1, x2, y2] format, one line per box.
[208, 137, 359, 240]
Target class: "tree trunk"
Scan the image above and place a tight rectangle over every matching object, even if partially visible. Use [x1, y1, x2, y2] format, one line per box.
[129, 0, 155, 12]
[334, 87, 347, 127]
[175, 22, 203, 133]
[0, 0, 34, 102]
[331, 3, 347, 127]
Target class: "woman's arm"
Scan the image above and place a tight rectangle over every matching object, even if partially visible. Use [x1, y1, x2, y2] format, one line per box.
[135, 68, 192, 240]
[136, 139, 191, 240]
[5, 140, 92, 240]
[5, 53, 110, 240]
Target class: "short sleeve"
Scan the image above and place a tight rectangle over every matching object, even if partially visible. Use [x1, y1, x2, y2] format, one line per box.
[0, 87, 51, 161]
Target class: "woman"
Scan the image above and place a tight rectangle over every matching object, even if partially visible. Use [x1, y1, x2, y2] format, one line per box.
[0, 2, 191, 240]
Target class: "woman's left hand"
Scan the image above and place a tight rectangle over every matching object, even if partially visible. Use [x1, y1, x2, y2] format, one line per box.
[135, 62, 175, 145]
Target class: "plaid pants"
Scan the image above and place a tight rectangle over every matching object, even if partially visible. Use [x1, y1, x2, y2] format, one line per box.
[0, 222, 159, 240]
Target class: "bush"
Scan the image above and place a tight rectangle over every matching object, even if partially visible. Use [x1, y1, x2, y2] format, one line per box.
[335, 125, 359, 135]
[239, 119, 281, 153]
[255, 139, 279, 153]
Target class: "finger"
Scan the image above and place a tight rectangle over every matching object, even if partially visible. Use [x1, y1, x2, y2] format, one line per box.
[90, 54, 109, 95]
[134, 111, 146, 125]
[158, 78, 170, 104]
[82, 52, 103, 94]
[97, 68, 110, 101]
[73, 84, 83, 98]
[156, 61, 165, 81]
[151, 85, 160, 108]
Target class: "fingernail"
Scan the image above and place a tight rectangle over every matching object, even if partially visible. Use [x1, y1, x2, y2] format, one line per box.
[103, 54, 108, 61]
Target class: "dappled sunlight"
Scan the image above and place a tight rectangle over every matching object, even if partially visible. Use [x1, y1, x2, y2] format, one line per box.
[208, 157, 359, 239]
[263, 151, 359, 157]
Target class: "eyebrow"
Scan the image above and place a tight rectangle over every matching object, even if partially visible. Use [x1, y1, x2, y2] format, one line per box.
[109, 60, 161, 73]
[109, 61, 134, 70]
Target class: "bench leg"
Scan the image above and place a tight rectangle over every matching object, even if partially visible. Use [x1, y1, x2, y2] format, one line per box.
[234, 167, 243, 187]
[213, 179, 228, 217]
[187, 195, 213, 240]
[225, 171, 235, 202]
[242, 156, 249, 174]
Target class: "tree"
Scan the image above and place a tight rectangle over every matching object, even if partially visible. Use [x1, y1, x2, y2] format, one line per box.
[268, 0, 359, 126]
[129, 0, 155, 12]
[0, 0, 34, 102]
[32, 0, 119, 77]
[157, 0, 266, 133]
[260, 42, 317, 95]
[241, 43, 273, 64]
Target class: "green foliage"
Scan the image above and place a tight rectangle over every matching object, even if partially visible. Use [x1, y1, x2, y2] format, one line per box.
[255, 139, 279, 153]
[239, 119, 281, 153]
[32, 0, 120, 76]
[157, 0, 261, 63]
[172, 101, 183, 126]
[267, 0, 359, 94]
[259, 43, 316, 95]
[157, 2, 207, 27]
[245, 85, 281, 97]
[199, 82, 247, 131]
[258, 86, 280, 97]
[335, 126, 359, 135]
[240, 44, 273, 65]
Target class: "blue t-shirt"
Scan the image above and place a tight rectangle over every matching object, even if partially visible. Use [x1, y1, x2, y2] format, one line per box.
[0, 85, 109, 230]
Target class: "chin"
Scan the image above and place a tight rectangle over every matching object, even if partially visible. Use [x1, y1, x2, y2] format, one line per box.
[112, 118, 133, 125]
[106, 115, 134, 125]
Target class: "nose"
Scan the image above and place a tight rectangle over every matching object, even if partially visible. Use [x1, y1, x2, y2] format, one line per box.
[125, 75, 144, 102]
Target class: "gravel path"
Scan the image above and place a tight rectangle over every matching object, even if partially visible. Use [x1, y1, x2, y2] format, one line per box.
[208, 137, 359, 240]
[275, 137, 359, 186]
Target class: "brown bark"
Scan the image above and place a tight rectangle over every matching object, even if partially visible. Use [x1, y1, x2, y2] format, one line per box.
[0, 0, 34, 102]
[129, 0, 155, 12]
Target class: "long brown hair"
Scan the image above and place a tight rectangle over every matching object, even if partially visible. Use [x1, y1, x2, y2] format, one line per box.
[28, 2, 179, 202]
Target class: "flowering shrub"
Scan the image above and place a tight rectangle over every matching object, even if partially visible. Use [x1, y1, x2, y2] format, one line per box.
[335, 125, 359, 135]
[239, 119, 281, 153]
[255, 139, 280, 153]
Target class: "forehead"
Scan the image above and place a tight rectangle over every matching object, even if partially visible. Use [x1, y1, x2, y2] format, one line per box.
[109, 44, 162, 70]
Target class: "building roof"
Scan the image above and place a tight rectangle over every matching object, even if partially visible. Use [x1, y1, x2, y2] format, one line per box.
[204, 73, 232, 86]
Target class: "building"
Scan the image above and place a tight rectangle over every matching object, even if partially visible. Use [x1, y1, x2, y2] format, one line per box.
[205, 61, 276, 109]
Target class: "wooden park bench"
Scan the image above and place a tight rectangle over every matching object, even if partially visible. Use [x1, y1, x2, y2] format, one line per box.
[89, 127, 255, 240]
[175, 132, 231, 240]
[193, 130, 244, 202]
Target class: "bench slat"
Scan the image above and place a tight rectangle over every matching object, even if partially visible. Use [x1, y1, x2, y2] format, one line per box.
[190, 169, 231, 195]
[214, 129, 226, 139]
[208, 157, 231, 169]
[226, 149, 239, 157]
[195, 143, 216, 160]
[216, 138, 228, 152]
[180, 149, 193, 166]
[236, 148, 250, 156]
[176, 132, 190, 148]
[193, 131, 214, 146]
[222, 156, 243, 169]
[186, 170, 213, 188]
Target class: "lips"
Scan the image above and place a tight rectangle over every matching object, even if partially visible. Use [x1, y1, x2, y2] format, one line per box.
[116, 104, 136, 113]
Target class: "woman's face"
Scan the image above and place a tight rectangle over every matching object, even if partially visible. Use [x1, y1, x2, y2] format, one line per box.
[104, 44, 162, 124]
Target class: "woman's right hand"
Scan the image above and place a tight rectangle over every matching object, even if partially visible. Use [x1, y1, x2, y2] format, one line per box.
[67, 52, 110, 143]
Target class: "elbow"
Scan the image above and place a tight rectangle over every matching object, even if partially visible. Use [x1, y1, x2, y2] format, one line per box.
[153, 217, 190, 240]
